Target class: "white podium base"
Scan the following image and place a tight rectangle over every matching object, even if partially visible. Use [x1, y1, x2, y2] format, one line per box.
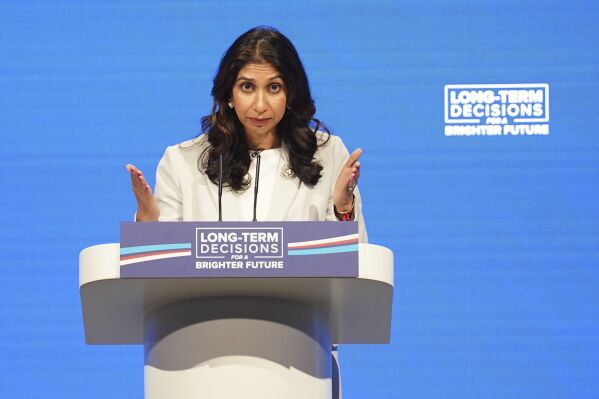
[144, 297, 332, 399]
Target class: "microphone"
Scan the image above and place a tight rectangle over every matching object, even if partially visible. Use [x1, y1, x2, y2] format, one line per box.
[250, 150, 262, 221]
[218, 154, 223, 221]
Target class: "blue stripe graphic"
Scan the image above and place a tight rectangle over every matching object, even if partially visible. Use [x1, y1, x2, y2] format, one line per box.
[120, 243, 192, 255]
[288, 244, 358, 256]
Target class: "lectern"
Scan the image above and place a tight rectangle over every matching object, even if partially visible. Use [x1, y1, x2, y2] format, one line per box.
[79, 222, 393, 399]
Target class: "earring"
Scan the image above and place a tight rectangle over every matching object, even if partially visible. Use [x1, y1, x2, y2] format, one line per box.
[228, 101, 233, 109]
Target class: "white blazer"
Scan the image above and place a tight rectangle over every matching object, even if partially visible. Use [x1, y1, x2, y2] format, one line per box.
[154, 133, 368, 242]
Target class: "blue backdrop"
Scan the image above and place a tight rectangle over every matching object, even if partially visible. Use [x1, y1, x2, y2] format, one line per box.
[1, 1, 598, 397]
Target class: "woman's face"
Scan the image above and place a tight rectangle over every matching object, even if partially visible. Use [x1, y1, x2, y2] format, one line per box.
[230, 63, 287, 146]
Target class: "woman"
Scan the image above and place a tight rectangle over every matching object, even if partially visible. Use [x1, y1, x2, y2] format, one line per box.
[127, 26, 363, 397]
[126, 26, 366, 242]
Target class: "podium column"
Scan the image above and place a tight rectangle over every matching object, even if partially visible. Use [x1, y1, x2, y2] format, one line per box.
[144, 296, 332, 399]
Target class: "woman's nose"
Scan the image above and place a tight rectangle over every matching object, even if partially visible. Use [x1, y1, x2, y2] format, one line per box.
[253, 91, 267, 112]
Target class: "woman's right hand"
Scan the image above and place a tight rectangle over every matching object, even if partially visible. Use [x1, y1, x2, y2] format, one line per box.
[126, 164, 160, 222]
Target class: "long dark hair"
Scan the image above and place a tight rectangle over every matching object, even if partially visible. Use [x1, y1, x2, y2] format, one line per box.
[200, 26, 329, 192]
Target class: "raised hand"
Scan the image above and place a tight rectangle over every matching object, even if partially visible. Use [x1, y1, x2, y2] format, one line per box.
[333, 148, 362, 213]
[126, 164, 160, 222]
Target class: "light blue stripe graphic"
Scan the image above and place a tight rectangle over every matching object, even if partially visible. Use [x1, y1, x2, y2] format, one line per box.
[288, 244, 358, 256]
[120, 243, 192, 255]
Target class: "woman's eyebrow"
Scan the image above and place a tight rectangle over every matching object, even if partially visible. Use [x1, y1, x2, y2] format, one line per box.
[236, 75, 282, 82]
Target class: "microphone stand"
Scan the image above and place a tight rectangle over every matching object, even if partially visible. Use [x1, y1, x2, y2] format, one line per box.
[251, 150, 262, 222]
[218, 154, 223, 222]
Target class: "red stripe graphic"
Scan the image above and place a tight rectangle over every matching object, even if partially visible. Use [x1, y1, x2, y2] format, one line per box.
[120, 249, 191, 261]
[288, 237, 358, 250]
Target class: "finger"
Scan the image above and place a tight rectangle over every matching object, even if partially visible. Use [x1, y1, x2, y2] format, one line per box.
[127, 164, 146, 179]
[353, 166, 360, 181]
[348, 171, 358, 190]
[127, 164, 139, 180]
[127, 164, 145, 188]
[134, 168, 145, 183]
[129, 168, 148, 191]
[129, 169, 139, 187]
[130, 170, 143, 188]
[345, 148, 362, 167]
[136, 175, 147, 192]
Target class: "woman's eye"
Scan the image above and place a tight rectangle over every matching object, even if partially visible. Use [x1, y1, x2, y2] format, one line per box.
[270, 84, 281, 92]
[240, 82, 253, 91]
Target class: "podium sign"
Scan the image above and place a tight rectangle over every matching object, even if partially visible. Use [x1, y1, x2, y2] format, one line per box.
[120, 221, 359, 278]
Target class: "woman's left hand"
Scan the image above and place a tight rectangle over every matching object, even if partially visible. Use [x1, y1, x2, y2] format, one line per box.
[333, 148, 362, 213]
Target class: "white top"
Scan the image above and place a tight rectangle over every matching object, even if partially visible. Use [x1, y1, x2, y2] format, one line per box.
[154, 133, 368, 242]
[227, 148, 282, 221]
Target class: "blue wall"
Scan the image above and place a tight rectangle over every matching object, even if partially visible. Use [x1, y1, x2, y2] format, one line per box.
[1, 1, 598, 397]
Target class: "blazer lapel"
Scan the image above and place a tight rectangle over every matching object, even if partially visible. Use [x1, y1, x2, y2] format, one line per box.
[267, 152, 302, 221]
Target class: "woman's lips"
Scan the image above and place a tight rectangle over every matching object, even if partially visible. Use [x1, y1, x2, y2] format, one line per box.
[248, 117, 271, 126]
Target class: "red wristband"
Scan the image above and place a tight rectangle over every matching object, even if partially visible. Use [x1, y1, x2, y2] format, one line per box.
[338, 212, 353, 221]
[334, 196, 355, 221]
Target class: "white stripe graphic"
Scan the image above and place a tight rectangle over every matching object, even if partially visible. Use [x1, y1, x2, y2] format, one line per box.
[120, 251, 191, 266]
[287, 234, 359, 249]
